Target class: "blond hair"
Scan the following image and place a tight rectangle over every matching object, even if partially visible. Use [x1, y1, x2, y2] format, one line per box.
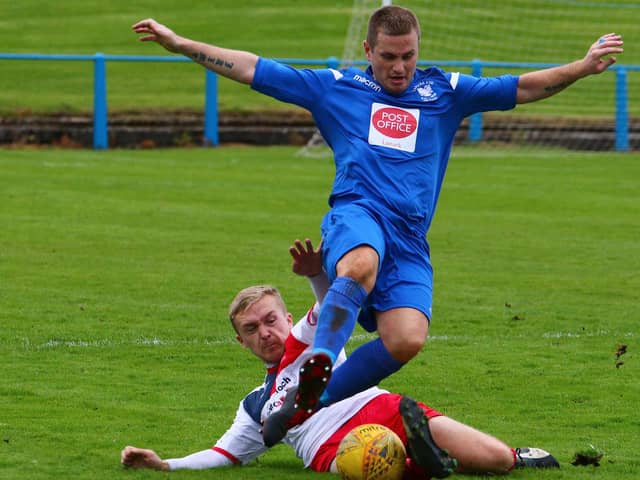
[228, 285, 287, 333]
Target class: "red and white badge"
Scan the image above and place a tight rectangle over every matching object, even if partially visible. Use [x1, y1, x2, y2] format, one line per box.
[368, 103, 420, 152]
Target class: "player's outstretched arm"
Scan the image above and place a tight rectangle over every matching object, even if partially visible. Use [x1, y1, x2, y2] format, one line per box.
[121, 445, 235, 471]
[132, 18, 258, 84]
[517, 33, 623, 104]
[121, 446, 170, 470]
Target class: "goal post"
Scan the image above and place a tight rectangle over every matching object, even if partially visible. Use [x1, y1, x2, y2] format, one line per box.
[298, 0, 389, 156]
[342, 0, 392, 68]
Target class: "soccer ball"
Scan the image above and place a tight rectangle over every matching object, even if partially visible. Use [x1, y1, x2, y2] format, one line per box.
[336, 423, 406, 480]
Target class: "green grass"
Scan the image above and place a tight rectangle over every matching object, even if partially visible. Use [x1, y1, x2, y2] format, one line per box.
[0, 0, 351, 113]
[1, 146, 639, 479]
[0, 0, 639, 115]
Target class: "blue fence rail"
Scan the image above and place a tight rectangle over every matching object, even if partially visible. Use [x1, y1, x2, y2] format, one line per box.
[1, 53, 637, 151]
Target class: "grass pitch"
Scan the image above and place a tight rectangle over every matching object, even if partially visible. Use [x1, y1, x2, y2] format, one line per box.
[1, 146, 639, 479]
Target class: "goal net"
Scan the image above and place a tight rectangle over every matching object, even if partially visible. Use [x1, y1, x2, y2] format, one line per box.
[298, 0, 638, 155]
[298, 0, 388, 157]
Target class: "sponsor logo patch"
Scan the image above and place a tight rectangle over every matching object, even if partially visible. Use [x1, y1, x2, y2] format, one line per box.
[368, 103, 420, 152]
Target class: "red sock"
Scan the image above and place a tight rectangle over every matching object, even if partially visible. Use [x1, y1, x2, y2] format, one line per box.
[508, 448, 518, 471]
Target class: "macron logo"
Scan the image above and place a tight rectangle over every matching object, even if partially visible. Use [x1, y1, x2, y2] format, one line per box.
[353, 74, 381, 93]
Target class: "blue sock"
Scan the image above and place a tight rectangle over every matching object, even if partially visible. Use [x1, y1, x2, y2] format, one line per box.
[313, 276, 367, 363]
[320, 337, 404, 405]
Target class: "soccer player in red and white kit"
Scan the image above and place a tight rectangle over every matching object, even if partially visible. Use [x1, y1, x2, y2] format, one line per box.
[121, 240, 559, 478]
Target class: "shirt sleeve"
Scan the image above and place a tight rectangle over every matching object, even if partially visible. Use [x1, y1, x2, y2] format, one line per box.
[166, 448, 233, 470]
[450, 72, 518, 117]
[251, 57, 338, 111]
[166, 401, 267, 470]
[212, 400, 269, 465]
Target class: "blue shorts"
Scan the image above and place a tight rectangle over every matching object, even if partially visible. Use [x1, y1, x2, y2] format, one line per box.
[321, 201, 433, 331]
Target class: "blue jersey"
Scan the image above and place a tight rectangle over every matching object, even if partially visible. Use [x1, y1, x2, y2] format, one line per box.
[252, 59, 518, 237]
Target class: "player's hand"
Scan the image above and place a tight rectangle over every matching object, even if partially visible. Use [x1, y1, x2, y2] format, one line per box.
[132, 18, 183, 54]
[585, 33, 623, 73]
[121, 446, 169, 471]
[290, 238, 323, 277]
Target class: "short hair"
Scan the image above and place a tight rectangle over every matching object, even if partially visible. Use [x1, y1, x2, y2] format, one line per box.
[228, 285, 287, 333]
[366, 5, 421, 50]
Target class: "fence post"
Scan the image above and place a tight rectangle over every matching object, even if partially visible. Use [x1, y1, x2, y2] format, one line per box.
[204, 69, 219, 146]
[93, 53, 108, 150]
[468, 59, 483, 143]
[615, 67, 629, 152]
[327, 56, 340, 69]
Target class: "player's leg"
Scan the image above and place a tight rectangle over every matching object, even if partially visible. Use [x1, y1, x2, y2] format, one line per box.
[319, 307, 425, 406]
[294, 245, 377, 413]
[262, 208, 383, 446]
[319, 227, 432, 406]
[366, 224, 432, 365]
[429, 416, 560, 472]
[311, 244, 378, 364]
[377, 307, 428, 362]
[400, 396, 457, 479]
[297, 206, 385, 411]
[427, 416, 515, 474]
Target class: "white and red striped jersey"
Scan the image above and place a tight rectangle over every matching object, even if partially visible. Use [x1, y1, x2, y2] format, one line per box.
[167, 303, 386, 470]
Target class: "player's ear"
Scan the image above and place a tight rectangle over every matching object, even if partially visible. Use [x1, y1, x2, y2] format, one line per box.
[287, 313, 293, 327]
[363, 40, 373, 60]
[236, 334, 246, 347]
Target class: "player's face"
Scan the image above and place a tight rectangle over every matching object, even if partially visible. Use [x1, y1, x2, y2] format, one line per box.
[234, 295, 293, 364]
[365, 29, 419, 95]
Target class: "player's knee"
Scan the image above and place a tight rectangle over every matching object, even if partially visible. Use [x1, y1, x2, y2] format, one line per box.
[400, 335, 425, 360]
[385, 333, 425, 363]
[378, 310, 428, 362]
[336, 247, 379, 291]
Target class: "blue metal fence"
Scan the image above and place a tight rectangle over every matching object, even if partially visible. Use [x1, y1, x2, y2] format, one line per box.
[1, 52, 637, 151]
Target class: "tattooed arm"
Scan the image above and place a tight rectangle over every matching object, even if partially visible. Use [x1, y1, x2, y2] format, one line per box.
[132, 18, 257, 84]
[516, 33, 623, 104]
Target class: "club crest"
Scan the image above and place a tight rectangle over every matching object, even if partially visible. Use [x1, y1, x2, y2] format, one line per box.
[415, 82, 438, 102]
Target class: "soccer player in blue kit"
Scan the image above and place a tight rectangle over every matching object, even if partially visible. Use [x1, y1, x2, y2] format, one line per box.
[133, 6, 623, 447]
